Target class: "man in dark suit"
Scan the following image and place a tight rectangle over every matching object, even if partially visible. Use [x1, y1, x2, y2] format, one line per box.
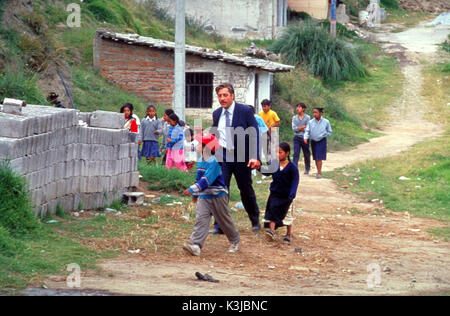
[209, 83, 261, 233]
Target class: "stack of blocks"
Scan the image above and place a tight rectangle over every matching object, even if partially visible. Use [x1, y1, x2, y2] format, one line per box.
[0, 104, 139, 217]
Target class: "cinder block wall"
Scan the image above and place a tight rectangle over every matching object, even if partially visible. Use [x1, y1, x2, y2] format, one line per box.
[0, 105, 139, 217]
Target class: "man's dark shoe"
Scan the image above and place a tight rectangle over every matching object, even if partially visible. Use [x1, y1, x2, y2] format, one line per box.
[209, 228, 224, 235]
[252, 224, 261, 232]
[304, 170, 310, 175]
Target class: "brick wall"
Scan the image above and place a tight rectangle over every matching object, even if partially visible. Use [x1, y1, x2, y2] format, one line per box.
[95, 36, 175, 107]
[94, 34, 255, 113]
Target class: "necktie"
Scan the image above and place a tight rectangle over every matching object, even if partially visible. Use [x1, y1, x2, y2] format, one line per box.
[225, 110, 234, 150]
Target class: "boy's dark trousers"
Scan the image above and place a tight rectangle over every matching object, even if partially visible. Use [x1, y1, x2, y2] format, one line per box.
[293, 135, 311, 171]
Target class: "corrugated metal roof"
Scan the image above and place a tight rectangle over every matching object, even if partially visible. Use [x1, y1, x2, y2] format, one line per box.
[97, 30, 295, 73]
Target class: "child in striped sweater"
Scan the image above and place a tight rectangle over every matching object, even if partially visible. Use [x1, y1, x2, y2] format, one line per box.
[183, 134, 240, 256]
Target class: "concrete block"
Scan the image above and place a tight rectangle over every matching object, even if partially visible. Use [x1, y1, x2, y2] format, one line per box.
[2, 98, 25, 115]
[123, 192, 144, 206]
[0, 137, 21, 160]
[119, 144, 129, 159]
[9, 157, 25, 174]
[0, 114, 29, 138]
[78, 112, 92, 126]
[130, 171, 140, 187]
[64, 127, 79, 145]
[90, 110, 125, 130]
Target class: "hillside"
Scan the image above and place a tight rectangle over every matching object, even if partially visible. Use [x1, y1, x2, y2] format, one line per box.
[0, 0, 405, 150]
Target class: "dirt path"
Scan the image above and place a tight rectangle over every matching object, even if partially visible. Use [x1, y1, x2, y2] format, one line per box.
[41, 23, 450, 296]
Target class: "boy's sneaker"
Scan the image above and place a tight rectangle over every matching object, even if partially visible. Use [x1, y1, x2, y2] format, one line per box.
[265, 230, 275, 242]
[228, 242, 240, 253]
[183, 242, 201, 256]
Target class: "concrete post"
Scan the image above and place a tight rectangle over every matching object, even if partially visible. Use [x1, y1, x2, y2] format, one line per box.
[174, 0, 186, 121]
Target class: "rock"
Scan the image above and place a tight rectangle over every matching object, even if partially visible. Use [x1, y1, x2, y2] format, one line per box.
[105, 208, 118, 213]
[399, 176, 410, 180]
[73, 212, 80, 217]
[127, 249, 140, 254]
[268, 265, 275, 270]
[383, 266, 392, 273]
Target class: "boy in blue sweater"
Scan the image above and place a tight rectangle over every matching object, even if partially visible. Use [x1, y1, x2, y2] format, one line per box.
[183, 134, 240, 256]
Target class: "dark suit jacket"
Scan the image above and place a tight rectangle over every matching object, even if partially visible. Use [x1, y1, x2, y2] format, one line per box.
[212, 103, 260, 163]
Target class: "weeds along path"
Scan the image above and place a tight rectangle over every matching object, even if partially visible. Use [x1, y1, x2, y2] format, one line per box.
[40, 23, 450, 296]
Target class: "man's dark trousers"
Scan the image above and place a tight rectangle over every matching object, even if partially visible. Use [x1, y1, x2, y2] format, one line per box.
[221, 161, 260, 227]
[293, 135, 311, 171]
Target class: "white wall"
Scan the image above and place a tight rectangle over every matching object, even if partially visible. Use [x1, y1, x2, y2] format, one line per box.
[156, 0, 282, 40]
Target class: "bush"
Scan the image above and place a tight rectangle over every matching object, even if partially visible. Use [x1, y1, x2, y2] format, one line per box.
[0, 161, 39, 236]
[271, 23, 367, 82]
[380, 0, 399, 9]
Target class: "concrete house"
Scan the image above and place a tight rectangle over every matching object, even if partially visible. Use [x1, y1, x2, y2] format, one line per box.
[93, 30, 294, 118]
[154, 0, 288, 40]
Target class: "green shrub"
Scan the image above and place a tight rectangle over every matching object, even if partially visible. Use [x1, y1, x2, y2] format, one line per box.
[380, 0, 399, 9]
[271, 23, 367, 82]
[0, 161, 39, 236]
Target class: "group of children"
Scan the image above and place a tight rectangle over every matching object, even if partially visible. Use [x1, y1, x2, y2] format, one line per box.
[120, 103, 198, 172]
[120, 101, 331, 257]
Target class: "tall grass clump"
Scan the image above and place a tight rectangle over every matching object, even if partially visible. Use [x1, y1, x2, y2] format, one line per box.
[0, 161, 39, 236]
[271, 23, 367, 82]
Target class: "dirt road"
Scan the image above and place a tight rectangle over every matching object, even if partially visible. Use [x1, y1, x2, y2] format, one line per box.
[41, 23, 450, 296]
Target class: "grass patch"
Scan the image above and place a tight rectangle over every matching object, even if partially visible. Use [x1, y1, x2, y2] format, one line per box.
[427, 227, 450, 241]
[328, 131, 450, 224]
[385, 9, 432, 26]
[274, 67, 379, 151]
[0, 162, 111, 289]
[138, 163, 196, 193]
[334, 39, 403, 129]
[421, 61, 450, 123]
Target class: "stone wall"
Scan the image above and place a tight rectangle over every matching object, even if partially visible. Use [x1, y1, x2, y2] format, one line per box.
[0, 104, 139, 217]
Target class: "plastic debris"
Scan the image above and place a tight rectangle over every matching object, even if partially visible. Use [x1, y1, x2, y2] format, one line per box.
[234, 202, 245, 209]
